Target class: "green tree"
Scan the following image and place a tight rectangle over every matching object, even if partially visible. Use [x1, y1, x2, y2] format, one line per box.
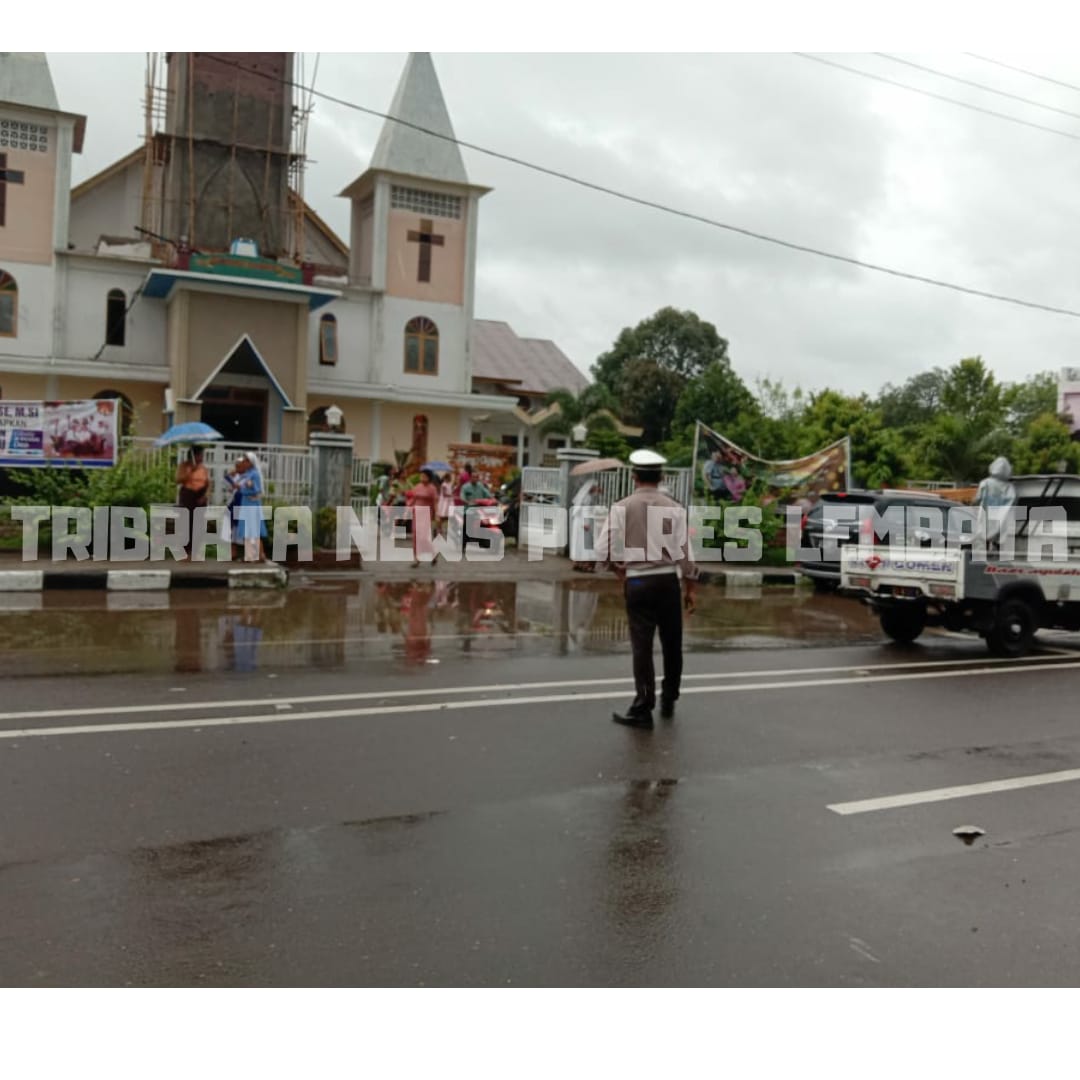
[592, 306, 731, 396]
[619, 359, 686, 444]
[940, 356, 1003, 423]
[1003, 371, 1059, 434]
[727, 378, 805, 460]
[911, 358, 1011, 483]
[672, 358, 757, 435]
[917, 413, 1011, 484]
[877, 369, 946, 429]
[797, 389, 910, 489]
[1012, 413, 1080, 474]
[584, 415, 632, 460]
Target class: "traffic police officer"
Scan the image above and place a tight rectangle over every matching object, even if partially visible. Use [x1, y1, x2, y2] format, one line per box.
[598, 449, 698, 729]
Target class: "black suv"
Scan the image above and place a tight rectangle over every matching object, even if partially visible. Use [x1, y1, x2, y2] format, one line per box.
[797, 490, 963, 591]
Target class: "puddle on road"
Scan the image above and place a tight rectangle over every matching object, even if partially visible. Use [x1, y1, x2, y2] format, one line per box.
[0, 577, 884, 678]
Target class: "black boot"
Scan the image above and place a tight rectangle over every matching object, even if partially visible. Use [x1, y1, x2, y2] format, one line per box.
[612, 703, 654, 729]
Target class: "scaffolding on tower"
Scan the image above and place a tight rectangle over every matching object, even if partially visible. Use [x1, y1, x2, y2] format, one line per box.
[139, 51, 170, 258]
[138, 52, 315, 265]
[287, 52, 318, 264]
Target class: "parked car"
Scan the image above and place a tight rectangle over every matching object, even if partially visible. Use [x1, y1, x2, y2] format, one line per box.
[797, 490, 879, 591]
[798, 490, 963, 591]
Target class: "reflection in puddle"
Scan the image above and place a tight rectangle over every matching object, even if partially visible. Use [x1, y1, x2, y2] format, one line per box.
[0, 578, 883, 678]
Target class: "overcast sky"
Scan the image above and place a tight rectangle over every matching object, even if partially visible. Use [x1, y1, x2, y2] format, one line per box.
[47, 51, 1080, 398]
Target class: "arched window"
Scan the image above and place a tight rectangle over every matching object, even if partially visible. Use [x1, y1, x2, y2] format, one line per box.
[307, 405, 346, 434]
[319, 312, 338, 366]
[105, 289, 126, 347]
[404, 316, 438, 375]
[92, 390, 134, 437]
[0, 270, 16, 337]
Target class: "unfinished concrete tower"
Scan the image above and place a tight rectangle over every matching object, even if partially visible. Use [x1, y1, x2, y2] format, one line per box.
[154, 52, 296, 257]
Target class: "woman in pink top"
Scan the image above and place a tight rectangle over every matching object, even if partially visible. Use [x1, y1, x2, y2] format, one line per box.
[407, 468, 441, 567]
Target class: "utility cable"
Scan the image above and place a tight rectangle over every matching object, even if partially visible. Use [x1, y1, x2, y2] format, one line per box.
[875, 52, 1080, 123]
[797, 52, 1080, 145]
[966, 53, 1080, 97]
[184, 52, 1080, 321]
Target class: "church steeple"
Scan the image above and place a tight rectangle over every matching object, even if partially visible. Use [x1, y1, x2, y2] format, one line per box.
[369, 53, 468, 185]
[337, 51, 487, 395]
[0, 52, 60, 113]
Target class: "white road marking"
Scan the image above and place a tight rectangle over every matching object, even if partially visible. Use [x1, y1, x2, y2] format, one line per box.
[828, 767, 1080, 816]
[3, 659, 1080, 741]
[0, 652, 1068, 724]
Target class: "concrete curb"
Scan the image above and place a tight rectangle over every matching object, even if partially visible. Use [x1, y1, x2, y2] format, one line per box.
[106, 570, 172, 591]
[0, 565, 289, 592]
[0, 559, 804, 592]
[699, 568, 806, 587]
[228, 567, 290, 589]
[0, 570, 44, 592]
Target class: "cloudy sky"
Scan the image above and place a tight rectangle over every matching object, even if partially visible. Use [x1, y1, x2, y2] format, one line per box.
[47, 51, 1080, 397]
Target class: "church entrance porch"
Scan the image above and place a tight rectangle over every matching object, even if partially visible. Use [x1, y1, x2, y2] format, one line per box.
[185, 336, 296, 445]
[201, 385, 268, 444]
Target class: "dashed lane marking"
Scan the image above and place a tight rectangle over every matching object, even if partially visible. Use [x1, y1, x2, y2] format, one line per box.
[828, 767, 1080, 816]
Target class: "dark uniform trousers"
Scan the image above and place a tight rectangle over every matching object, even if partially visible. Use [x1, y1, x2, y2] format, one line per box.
[624, 572, 683, 711]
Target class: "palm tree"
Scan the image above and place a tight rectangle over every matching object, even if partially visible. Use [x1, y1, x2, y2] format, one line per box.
[537, 385, 621, 439]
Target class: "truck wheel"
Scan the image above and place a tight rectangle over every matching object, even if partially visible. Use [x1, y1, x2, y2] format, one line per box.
[812, 577, 837, 594]
[985, 597, 1036, 658]
[880, 606, 926, 644]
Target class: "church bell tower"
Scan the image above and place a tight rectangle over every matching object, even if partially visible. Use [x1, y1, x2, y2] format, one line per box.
[339, 53, 489, 394]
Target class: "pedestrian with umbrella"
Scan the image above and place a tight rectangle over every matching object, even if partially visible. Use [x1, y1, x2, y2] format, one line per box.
[155, 422, 224, 559]
[175, 447, 210, 557]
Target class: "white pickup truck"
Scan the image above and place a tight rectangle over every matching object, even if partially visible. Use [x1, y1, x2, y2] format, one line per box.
[839, 475, 1080, 657]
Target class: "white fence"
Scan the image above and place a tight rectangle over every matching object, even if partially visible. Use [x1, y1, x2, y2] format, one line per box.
[124, 437, 373, 509]
[352, 458, 373, 490]
[526, 464, 693, 509]
[522, 466, 562, 496]
[591, 467, 692, 507]
[202, 442, 313, 506]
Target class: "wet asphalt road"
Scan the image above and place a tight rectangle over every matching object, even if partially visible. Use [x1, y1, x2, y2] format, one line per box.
[4, 579, 1080, 985]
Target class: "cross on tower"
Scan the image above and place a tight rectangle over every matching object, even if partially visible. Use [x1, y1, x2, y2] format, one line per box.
[0, 153, 26, 229]
[406, 218, 445, 283]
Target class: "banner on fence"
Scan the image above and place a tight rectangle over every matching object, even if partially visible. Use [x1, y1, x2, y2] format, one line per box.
[693, 422, 849, 509]
[447, 443, 517, 490]
[0, 399, 120, 468]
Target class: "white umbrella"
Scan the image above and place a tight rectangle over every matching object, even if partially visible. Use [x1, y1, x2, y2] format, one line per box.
[569, 457, 623, 476]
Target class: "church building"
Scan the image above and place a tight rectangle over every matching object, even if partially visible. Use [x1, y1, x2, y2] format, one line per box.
[0, 51, 588, 467]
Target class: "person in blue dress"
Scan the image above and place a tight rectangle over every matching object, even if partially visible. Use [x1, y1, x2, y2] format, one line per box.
[225, 452, 268, 562]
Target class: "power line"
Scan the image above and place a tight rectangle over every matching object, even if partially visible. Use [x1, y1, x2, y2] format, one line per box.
[796, 52, 1080, 145]
[875, 52, 1080, 123]
[967, 53, 1080, 96]
[198, 52, 1080, 322]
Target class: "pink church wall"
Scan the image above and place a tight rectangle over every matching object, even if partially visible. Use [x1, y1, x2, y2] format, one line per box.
[0, 134, 57, 266]
[385, 209, 465, 306]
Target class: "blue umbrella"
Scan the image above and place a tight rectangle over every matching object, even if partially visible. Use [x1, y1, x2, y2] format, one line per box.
[421, 460, 452, 473]
[154, 421, 225, 448]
